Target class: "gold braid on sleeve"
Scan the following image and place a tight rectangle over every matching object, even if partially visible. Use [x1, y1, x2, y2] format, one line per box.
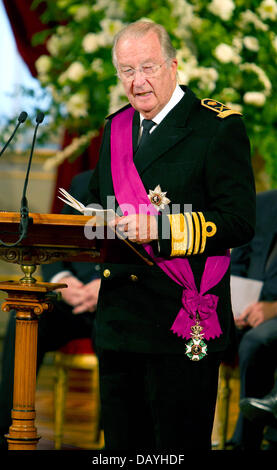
[167, 212, 217, 257]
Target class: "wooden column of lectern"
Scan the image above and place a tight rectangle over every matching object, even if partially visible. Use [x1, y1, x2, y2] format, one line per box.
[0, 212, 102, 450]
[0, 211, 151, 450]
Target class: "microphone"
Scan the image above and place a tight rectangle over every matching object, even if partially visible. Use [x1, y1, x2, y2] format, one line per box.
[0, 111, 28, 157]
[0, 111, 44, 247]
[20, 111, 45, 240]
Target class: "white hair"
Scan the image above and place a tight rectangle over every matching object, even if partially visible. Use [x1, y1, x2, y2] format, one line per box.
[112, 20, 177, 69]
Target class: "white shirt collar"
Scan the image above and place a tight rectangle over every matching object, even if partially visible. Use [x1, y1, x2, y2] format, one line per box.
[139, 84, 185, 130]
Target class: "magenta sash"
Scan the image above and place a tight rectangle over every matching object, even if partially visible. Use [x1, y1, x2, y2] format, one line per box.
[110, 106, 230, 340]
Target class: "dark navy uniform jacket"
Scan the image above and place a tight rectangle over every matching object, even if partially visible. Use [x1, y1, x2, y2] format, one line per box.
[88, 86, 256, 356]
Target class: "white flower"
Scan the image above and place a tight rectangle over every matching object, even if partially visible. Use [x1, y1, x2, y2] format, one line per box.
[226, 102, 243, 113]
[56, 26, 73, 44]
[46, 35, 60, 57]
[35, 55, 52, 74]
[243, 36, 259, 51]
[243, 91, 266, 107]
[240, 63, 272, 95]
[169, 0, 194, 19]
[108, 81, 128, 114]
[66, 62, 86, 82]
[57, 0, 72, 7]
[37, 73, 50, 85]
[190, 16, 203, 33]
[169, 0, 195, 38]
[82, 33, 100, 53]
[190, 67, 219, 92]
[214, 43, 241, 64]
[91, 58, 104, 75]
[177, 52, 198, 84]
[83, 20, 125, 53]
[96, 32, 111, 48]
[221, 87, 240, 103]
[232, 35, 243, 53]
[239, 10, 269, 31]
[92, 0, 124, 18]
[57, 71, 68, 85]
[46, 28, 73, 57]
[66, 92, 89, 118]
[100, 19, 124, 39]
[47, 85, 63, 104]
[208, 0, 235, 21]
[257, 0, 277, 21]
[73, 5, 91, 22]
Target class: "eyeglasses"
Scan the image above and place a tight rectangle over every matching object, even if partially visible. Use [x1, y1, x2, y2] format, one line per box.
[118, 60, 169, 80]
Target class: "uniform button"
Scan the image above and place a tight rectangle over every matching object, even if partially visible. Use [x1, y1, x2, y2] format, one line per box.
[103, 269, 111, 278]
[130, 274, 138, 282]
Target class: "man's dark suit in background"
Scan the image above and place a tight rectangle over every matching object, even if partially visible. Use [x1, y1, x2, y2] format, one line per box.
[0, 170, 100, 443]
[230, 190, 277, 449]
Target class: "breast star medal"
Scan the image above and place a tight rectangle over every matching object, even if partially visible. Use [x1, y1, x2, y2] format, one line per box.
[148, 185, 170, 210]
[185, 313, 208, 361]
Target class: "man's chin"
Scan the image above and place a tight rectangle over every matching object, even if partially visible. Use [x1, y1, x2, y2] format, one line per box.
[133, 102, 158, 118]
[131, 95, 156, 112]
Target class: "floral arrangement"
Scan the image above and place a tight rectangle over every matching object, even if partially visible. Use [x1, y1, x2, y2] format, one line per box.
[4, 0, 277, 184]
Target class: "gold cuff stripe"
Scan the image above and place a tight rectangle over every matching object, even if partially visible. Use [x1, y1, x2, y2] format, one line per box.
[168, 212, 217, 257]
[167, 214, 187, 256]
[185, 212, 193, 256]
[192, 212, 201, 255]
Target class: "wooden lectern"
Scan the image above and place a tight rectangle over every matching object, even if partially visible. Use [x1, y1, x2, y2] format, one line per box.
[0, 211, 151, 450]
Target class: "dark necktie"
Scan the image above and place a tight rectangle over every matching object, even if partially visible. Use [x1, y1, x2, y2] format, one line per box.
[137, 119, 156, 149]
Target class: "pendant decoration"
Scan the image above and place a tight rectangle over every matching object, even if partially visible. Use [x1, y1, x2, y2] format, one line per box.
[185, 313, 208, 361]
[148, 185, 170, 210]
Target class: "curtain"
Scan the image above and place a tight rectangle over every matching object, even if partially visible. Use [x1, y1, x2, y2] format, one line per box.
[2, 0, 49, 76]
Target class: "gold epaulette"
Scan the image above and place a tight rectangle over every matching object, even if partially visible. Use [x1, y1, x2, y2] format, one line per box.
[167, 212, 217, 257]
[201, 98, 242, 119]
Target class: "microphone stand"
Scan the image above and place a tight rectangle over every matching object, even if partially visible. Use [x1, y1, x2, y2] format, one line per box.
[0, 112, 45, 247]
[0, 111, 28, 157]
[19, 112, 45, 241]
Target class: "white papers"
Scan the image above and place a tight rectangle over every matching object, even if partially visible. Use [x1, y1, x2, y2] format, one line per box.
[58, 187, 87, 213]
[57, 188, 154, 265]
[230, 275, 263, 318]
[58, 187, 116, 223]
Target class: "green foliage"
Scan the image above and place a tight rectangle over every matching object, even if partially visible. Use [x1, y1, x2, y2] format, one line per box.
[2, 0, 277, 182]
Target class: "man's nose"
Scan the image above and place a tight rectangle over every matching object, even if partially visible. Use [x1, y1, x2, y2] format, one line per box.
[132, 69, 147, 86]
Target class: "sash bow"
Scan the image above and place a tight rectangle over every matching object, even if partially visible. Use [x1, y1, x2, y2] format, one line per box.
[170, 289, 220, 340]
[182, 289, 218, 319]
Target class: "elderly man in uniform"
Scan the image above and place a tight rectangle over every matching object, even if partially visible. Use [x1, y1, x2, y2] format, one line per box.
[87, 20, 256, 450]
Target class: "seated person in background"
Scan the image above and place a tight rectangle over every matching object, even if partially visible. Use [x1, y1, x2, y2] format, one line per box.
[240, 373, 277, 428]
[229, 190, 277, 450]
[0, 170, 100, 448]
